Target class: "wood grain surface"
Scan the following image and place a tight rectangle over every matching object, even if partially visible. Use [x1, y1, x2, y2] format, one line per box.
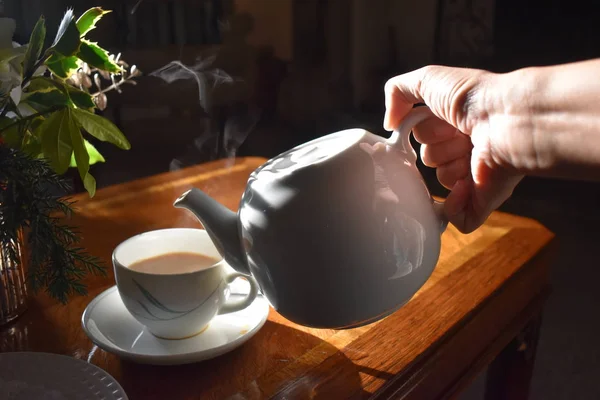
[0, 157, 555, 400]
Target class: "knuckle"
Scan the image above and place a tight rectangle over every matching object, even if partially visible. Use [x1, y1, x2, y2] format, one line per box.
[384, 79, 396, 94]
[420, 65, 438, 77]
[448, 70, 493, 132]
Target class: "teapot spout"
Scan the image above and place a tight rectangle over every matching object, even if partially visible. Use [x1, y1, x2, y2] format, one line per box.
[173, 188, 250, 274]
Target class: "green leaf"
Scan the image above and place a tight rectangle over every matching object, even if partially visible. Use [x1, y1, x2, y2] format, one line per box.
[38, 108, 74, 174]
[70, 138, 105, 167]
[46, 54, 78, 79]
[76, 7, 111, 37]
[76, 40, 121, 73]
[21, 117, 45, 157]
[0, 117, 22, 147]
[26, 76, 62, 94]
[66, 86, 95, 110]
[29, 116, 45, 132]
[21, 137, 42, 158]
[82, 173, 96, 197]
[69, 114, 88, 170]
[23, 16, 46, 78]
[69, 111, 96, 196]
[0, 116, 14, 130]
[25, 77, 95, 110]
[50, 8, 81, 57]
[71, 108, 130, 150]
[22, 90, 68, 109]
[23, 77, 69, 108]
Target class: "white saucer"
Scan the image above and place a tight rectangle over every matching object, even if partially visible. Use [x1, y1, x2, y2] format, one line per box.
[0, 351, 127, 400]
[81, 285, 270, 366]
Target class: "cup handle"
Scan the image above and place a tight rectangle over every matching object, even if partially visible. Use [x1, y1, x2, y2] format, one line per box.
[388, 105, 449, 232]
[217, 272, 260, 315]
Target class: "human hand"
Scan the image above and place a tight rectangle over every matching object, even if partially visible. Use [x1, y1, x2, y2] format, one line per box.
[383, 66, 528, 233]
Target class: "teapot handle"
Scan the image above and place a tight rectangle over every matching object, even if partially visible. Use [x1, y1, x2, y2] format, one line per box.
[388, 105, 434, 164]
[388, 105, 449, 231]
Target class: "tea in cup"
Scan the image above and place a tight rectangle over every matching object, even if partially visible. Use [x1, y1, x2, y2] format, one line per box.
[112, 228, 259, 340]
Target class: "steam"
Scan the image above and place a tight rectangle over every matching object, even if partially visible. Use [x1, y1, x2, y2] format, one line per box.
[222, 107, 261, 166]
[166, 105, 260, 172]
[130, 0, 143, 14]
[149, 54, 259, 171]
[149, 54, 261, 228]
[149, 56, 236, 111]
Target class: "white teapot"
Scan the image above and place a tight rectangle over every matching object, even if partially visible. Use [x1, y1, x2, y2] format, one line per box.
[174, 106, 447, 329]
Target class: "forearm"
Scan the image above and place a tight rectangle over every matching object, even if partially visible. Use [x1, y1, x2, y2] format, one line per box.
[507, 59, 600, 180]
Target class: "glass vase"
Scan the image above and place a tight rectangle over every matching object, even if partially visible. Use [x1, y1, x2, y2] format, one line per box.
[0, 228, 28, 326]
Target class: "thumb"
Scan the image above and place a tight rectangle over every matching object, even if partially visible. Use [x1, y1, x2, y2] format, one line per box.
[383, 65, 489, 134]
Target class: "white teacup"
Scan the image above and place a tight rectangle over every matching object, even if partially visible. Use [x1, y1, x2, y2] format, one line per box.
[112, 228, 259, 340]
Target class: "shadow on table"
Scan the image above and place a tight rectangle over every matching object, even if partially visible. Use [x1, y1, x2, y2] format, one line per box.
[117, 320, 368, 399]
[0, 298, 63, 353]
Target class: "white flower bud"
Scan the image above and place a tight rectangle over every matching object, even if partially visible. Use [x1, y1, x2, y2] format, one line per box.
[82, 74, 92, 89]
[93, 73, 102, 91]
[69, 73, 81, 87]
[95, 93, 107, 110]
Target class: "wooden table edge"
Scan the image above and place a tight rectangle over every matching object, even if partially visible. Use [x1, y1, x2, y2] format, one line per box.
[54, 157, 559, 400]
[371, 230, 557, 399]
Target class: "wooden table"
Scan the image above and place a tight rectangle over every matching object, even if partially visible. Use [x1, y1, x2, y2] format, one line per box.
[0, 157, 555, 400]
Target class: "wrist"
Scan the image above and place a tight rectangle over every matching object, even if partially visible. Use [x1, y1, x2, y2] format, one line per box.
[498, 60, 600, 180]
[496, 66, 547, 117]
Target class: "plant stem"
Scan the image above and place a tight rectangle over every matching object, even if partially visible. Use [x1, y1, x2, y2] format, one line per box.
[0, 106, 64, 134]
[22, 53, 51, 88]
[90, 75, 134, 98]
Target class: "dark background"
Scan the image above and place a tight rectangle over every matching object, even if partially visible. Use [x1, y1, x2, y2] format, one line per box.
[5, 1, 600, 399]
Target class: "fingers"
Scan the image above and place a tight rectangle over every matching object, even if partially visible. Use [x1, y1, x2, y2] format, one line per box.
[444, 176, 488, 234]
[420, 132, 473, 167]
[413, 117, 458, 144]
[436, 157, 470, 189]
[444, 168, 524, 234]
[383, 68, 426, 131]
[383, 65, 488, 133]
[413, 115, 472, 189]
[444, 178, 471, 232]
